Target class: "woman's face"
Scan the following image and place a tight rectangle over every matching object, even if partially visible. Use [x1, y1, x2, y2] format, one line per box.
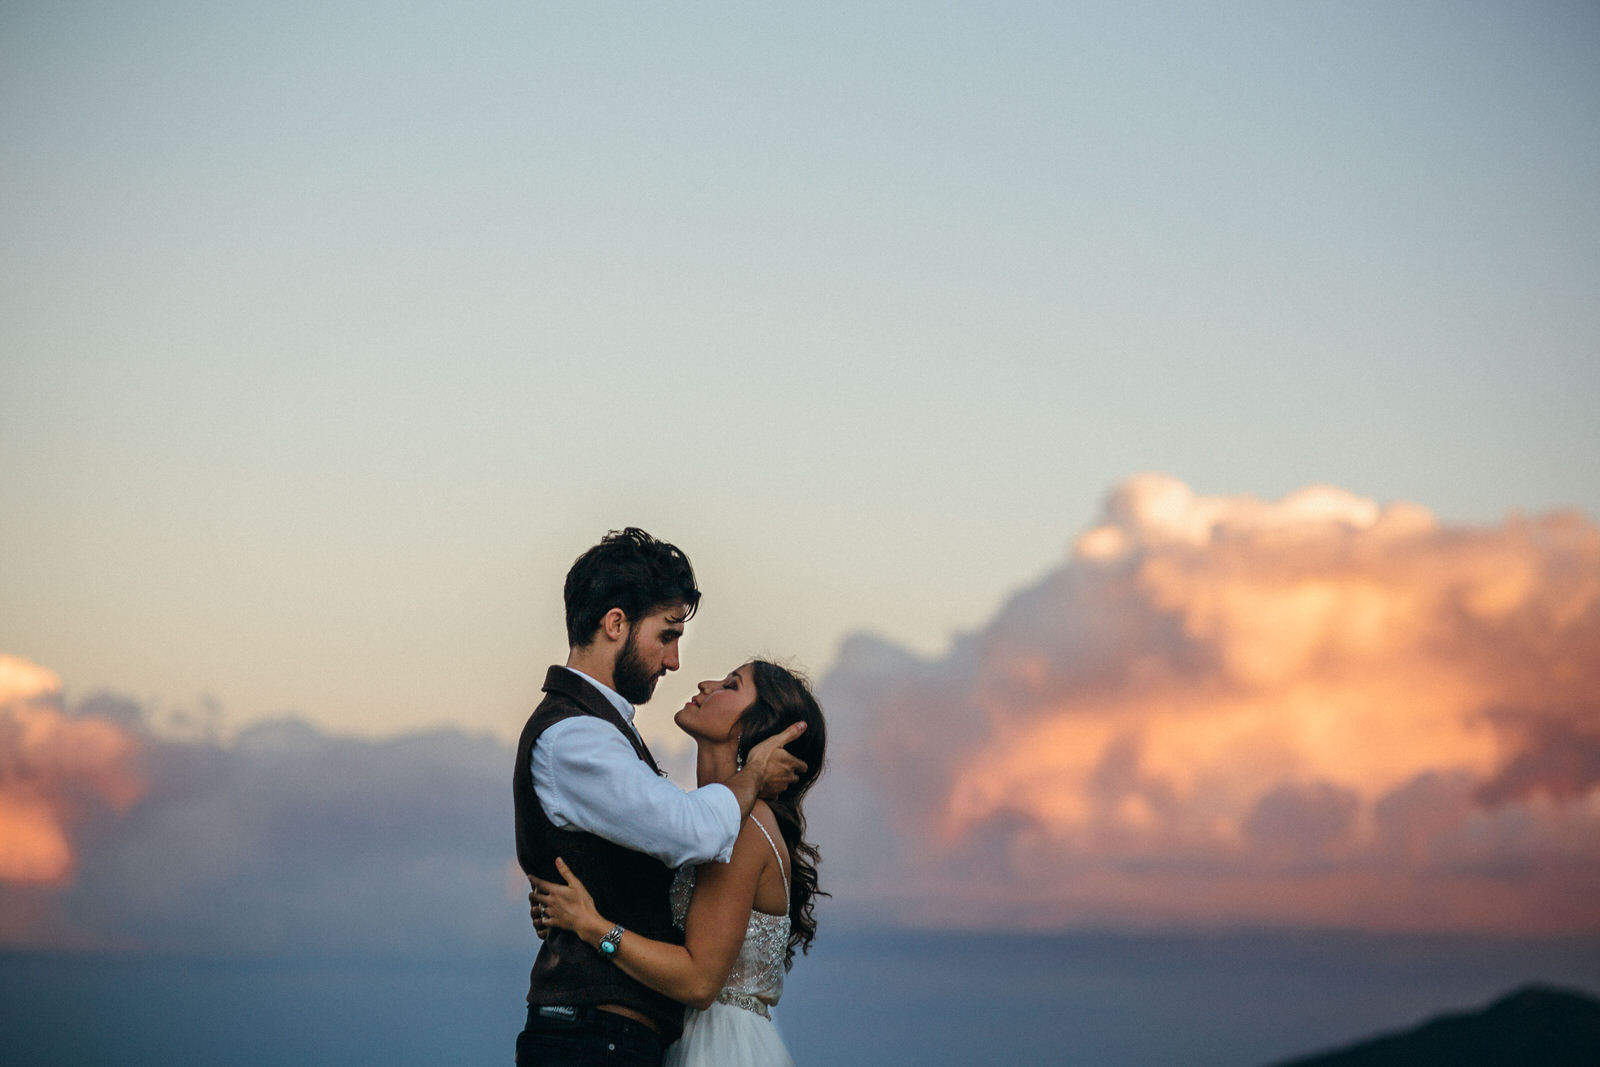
[674, 663, 757, 744]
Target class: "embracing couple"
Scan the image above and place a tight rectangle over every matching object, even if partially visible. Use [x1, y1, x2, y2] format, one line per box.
[514, 528, 828, 1065]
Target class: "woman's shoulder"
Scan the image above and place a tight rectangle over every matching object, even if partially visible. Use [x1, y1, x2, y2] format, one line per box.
[743, 802, 788, 869]
[728, 801, 776, 851]
[747, 800, 781, 838]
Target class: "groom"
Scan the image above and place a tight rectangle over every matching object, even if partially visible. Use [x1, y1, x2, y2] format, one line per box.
[514, 528, 806, 1065]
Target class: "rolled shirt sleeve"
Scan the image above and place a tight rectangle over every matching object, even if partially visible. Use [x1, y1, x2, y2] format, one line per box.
[531, 716, 741, 868]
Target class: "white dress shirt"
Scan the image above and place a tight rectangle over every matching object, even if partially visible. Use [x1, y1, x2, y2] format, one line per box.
[530, 667, 741, 868]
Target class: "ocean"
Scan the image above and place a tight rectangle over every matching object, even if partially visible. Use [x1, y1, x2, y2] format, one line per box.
[4, 929, 1597, 1065]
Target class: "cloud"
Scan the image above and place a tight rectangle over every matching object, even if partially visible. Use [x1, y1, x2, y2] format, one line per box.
[812, 475, 1600, 932]
[0, 656, 145, 888]
[0, 658, 528, 955]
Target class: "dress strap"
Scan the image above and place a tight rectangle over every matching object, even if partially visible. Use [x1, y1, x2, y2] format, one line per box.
[748, 815, 790, 899]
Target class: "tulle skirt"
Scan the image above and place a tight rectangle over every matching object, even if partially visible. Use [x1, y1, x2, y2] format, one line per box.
[663, 1000, 794, 1067]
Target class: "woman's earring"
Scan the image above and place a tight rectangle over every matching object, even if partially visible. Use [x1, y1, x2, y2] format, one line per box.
[735, 739, 745, 771]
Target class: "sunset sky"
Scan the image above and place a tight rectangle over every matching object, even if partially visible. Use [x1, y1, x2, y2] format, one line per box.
[3, 2, 1599, 954]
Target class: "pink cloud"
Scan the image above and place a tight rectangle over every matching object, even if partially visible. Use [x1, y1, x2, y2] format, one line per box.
[815, 476, 1600, 932]
[0, 656, 144, 886]
[0, 657, 527, 955]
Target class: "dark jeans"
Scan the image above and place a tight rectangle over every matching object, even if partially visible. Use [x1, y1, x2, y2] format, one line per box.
[516, 1004, 666, 1066]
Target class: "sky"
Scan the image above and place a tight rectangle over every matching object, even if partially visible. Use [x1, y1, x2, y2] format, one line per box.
[2, 2, 1599, 953]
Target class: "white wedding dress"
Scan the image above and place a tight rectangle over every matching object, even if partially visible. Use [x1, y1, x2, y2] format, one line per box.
[662, 818, 796, 1067]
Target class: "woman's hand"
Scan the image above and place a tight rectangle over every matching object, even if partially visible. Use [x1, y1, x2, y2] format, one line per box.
[528, 857, 608, 947]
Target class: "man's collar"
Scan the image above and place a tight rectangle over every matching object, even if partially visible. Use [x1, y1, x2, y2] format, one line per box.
[562, 666, 635, 723]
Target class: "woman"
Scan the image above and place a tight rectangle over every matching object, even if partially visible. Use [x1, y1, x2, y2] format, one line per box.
[530, 659, 827, 1066]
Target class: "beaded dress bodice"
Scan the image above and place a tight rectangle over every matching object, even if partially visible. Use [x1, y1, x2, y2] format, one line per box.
[670, 817, 789, 1019]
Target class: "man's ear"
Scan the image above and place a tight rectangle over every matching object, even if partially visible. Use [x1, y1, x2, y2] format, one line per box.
[600, 608, 629, 642]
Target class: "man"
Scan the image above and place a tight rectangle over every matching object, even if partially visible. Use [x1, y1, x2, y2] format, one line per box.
[514, 528, 806, 1065]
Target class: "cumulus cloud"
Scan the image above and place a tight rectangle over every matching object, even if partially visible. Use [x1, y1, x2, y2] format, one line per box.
[0, 656, 144, 888]
[0, 657, 528, 955]
[812, 475, 1600, 932]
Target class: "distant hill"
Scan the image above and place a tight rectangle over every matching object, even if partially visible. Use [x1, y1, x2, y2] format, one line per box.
[1267, 985, 1600, 1067]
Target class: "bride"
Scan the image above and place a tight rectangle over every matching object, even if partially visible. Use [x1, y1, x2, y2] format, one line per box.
[530, 660, 827, 1066]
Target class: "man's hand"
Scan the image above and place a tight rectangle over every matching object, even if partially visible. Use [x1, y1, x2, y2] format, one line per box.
[745, 721, 808, 799]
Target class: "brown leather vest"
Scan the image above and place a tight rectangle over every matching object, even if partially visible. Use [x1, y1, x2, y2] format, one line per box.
[513, 666, 685, 1040]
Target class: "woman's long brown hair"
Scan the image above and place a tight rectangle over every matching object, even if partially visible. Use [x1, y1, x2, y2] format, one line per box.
[736, 660, 828, 969]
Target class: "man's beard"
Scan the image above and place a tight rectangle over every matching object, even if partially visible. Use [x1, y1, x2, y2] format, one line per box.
[612, 630, 659, 705]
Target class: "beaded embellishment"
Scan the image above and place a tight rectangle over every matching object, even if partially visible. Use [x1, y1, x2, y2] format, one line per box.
[715, 988, 772, 1019]
[670, 816, 791, 1019]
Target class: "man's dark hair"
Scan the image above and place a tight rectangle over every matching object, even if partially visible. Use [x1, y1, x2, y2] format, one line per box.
[563, 528, 701, 647]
